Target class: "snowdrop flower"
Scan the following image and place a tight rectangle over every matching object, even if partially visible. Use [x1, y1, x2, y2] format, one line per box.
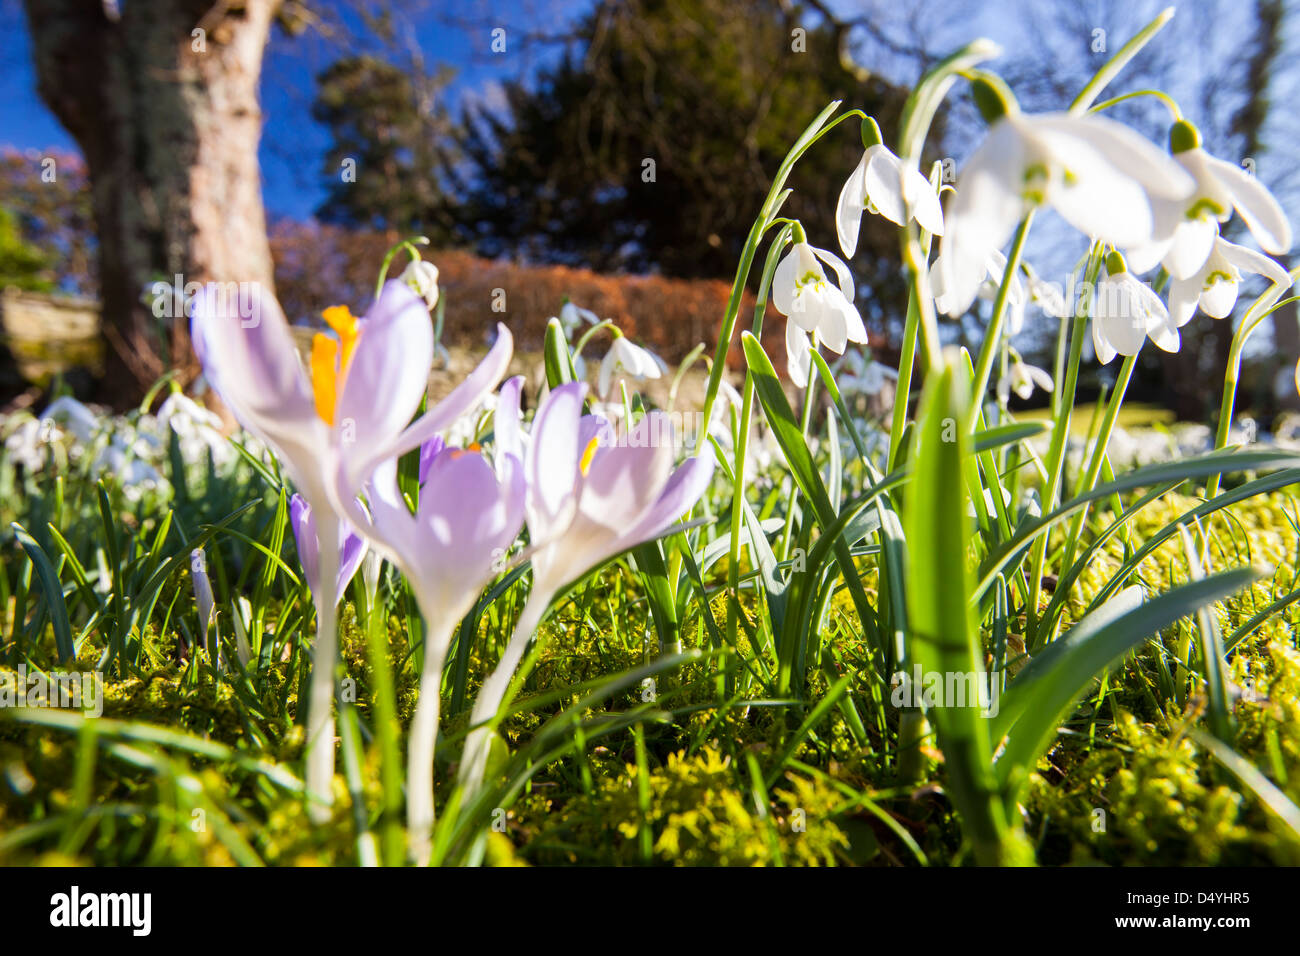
[997, 353, 1055, 403]
[1091, 252, 1179, 364]
[598, 332, 665, 399]
[399, 258, 440, 310]
[1027, 271, 1069, 319]
[837, 116, 944, 258]
[936, 76, 1194, 317]
[289, 494, 367, 610]
[1127, 120, 1292, 279]
[192, 276, 511, 816]
[1167, 236, 1291, 327]
[4, 418, 52, 472]
[774, 226, 867, 387]
[156, 391, 231, 465]
[92, 440, 164, 497]
[42, 396, 100, 444]
[559, 299, 600, 336]
[459, 382, 715, 801]
[836, 350, 897, 397]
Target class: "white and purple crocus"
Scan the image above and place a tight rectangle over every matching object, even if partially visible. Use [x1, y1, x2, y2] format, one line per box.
[456, 379, 715, 803]
[191, 278, 503, 817]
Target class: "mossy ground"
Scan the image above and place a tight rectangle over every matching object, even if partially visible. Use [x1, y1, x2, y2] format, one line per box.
[1, 490, 1298, 866]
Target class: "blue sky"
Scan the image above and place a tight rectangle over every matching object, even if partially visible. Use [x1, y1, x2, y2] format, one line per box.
[0, 0, 585, 219]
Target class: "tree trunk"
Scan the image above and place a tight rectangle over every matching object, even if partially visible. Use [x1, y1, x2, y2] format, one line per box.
[23, 0, 280, 406]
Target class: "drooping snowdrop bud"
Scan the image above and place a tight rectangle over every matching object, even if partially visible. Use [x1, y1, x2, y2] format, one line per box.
[773, 225, 867, 387]
[1127, 120, 1293, 280]
[936, 74, 1195, 318]
[997, 353, 1055, 403]
[1092, 251, 1179, 365]
[836, 116, 944, 258]
[598, 332, 666, 399]
[399, 259, 440, 310]
[1166, 236, 1291, 327]
[559, 299, 600, 336]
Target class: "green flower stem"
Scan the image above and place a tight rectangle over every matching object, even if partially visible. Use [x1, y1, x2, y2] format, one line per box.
[1055, 352, 1137, 622]
[374, 238, 429, 299]
[964, 213, 1034, 434]
[780, 337, 819, 561]
[727, 226, 791, 683]
[1027, 246, 1104, 648]
[1070, 7, 1176, 115]
[887, 204, 940, 472]
[698, 102, 862, 435]
[898, 226, 943, 373]
[359, 578, 405, 867]
[1206, 283, 1299, 498]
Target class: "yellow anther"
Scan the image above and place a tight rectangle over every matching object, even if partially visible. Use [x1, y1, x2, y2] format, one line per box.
[579, 436, 599, 475]
[311, 306, 363, 425]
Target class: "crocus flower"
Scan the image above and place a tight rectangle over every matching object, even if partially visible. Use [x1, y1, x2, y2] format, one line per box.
[399, 259, 440, 310]
[1166, 236, 1291, 328]
[936, 77, 1194, 317]
[351, 441, 525, 863]
[598, 333, 665, 399]
[289, 494, 367, 610]
[1091, 253, 1179, 364]
[192, 278, 502, 816]
[1126, 120, 1292, 279]
[837, 118, 944, 258]
[773, 228, 867, 387]
[458, 382, 715, 800]
[190, 548, 218, 665]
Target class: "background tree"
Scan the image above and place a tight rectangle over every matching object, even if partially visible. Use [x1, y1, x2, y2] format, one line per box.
[313, 53, 462, 240]
[21, 0, 305, 403]
[451, 0, 933, 340]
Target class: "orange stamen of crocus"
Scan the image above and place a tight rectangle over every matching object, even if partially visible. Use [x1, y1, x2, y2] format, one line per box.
[310, 306, 362, 424]
[579, 436, 599, 475]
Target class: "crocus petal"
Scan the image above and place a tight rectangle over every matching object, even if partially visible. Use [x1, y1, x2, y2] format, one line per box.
[495, 376, 526, 472]
[190, 283, 327, 495]
[418, 435, 445, 485]
[528, 382, 587, 538]
[337, 280, 433, 462]
[413, 451, 525, 616]
[340, 324, 513, 498]
[1206, 154, 1293, 254]
[624, 447, 716, 546]
[336, 527, 367, 606]
[836, 152, 869, 258]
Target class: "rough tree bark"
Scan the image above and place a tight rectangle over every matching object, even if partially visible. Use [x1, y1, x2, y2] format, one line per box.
[23, 0, 281, 405]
